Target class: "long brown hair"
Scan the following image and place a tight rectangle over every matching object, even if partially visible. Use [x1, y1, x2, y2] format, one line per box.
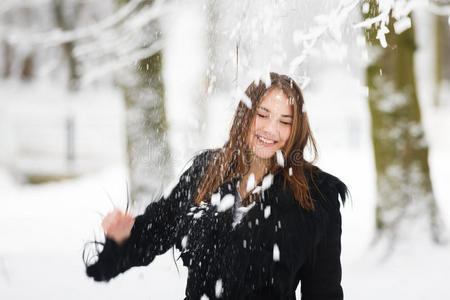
[194, 72, 318, 211]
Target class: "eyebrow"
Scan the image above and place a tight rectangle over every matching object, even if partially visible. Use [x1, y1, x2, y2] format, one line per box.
[258, 106, 293, 118]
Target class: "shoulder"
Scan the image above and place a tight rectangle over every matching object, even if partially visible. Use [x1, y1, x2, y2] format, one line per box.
[177, 148, 220, 180]
[191, 148, 220, 167]
[163, 149, 220, 200]
[182, 148, 220, 177]
[307, 166, 348, 209]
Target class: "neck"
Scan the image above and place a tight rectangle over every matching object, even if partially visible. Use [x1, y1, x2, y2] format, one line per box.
[247, 155, 272, 180]
[239, 155, 272, 198]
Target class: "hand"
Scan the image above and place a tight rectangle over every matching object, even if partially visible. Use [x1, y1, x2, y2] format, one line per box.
[101, 209, 135, 245]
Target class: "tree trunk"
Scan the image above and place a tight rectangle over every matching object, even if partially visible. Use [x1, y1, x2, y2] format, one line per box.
[52, 0, 83, 167]
[52, 0, 82, 91]
[117, 0, 172, 206]
[2, 41, 13, 79]
[434, 13, 450, 107]
[20, 54, 34, 81]
[363, 1, 445, 246]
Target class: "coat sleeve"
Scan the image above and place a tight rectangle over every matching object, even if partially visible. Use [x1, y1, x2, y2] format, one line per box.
[85, 150, 213, 282]
[300, 175, 347, 300]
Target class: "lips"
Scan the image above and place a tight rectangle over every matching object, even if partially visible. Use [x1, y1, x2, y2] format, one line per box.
[256, 134, 278, 147]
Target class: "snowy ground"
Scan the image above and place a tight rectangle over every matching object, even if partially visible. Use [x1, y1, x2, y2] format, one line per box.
[1, 68, 449, 299]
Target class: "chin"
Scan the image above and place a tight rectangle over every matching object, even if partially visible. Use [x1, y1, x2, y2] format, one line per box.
[253, 147, 277, 159]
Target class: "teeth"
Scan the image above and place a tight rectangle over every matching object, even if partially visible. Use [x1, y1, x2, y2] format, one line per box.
[258, 136, 275, 144]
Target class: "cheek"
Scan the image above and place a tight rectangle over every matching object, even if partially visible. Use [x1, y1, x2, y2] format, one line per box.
[280, 127, 291, 144]
[247, 120, 257, 144]
[251, 119, 263, 137]
[253, 117, 263, 130]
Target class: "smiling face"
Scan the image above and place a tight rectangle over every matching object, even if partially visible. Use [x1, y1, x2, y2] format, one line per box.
[247, 87, 293, 159]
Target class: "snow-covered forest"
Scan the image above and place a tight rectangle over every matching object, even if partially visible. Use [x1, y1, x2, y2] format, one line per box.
[1, 0, 450, 299]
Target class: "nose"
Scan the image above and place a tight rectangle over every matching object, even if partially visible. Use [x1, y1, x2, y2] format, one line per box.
[261, 116, 280, 138]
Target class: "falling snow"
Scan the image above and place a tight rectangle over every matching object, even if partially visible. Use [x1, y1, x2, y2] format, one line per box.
[217, 194, 235, 212]
[276, 150, 284, 167]
[211, 192, 221, 206]
[193, 210, 204, 219]
[264, 206, 271, 219]
[273, 243, 280, 261]
[181, 236, 188, 249]
[394, 17, 411, 34]
[261, 173, 274, 191]
[215, 279, 223, 298]
[246, 173, 256, 192]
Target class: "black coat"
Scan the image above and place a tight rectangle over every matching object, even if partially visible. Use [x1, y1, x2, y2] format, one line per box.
[86, 149, 348, 300]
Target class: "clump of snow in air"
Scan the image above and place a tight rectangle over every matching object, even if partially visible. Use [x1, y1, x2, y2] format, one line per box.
[273, 243, 280, 261]
[264, 206, 271, 219]
[276, 150, 284, 167]
[261, 173, 274, 191]
[233, 86, 252, 109]
[260, 72, 272, 86]
[246, 173, 256, 192]
[215, 279, 223, 298]
[181, 236, 188, 249]
[362, 2, 370, 14]
[288, 54, 306, 74]
[289, 167, 293, 176]
[241, 93, 252, 109]
[233, 201, 256, 228]
[211, 192, 221, 206]
[394, 17, 411, 34]
[193, 210, 204, 219]
[218, 194, 235, 212]
[300, 76, 311, 91]
[376, 24, 389, 48]
[252, 186, 262, 194]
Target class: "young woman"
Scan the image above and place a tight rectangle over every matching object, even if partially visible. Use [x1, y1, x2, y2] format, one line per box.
[85, 72, 348, 300]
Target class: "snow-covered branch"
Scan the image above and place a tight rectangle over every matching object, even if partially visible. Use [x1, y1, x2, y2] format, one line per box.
[0, 0, 52, 15]
[81, 40, 164, 85]
[1, 0, 169, 47]
[289, 0, 360, 74]
[428, 0, 450, 16]
[0, 0, 114, 16]
[81, 39, 164, 86]
[354, 0, 450, 47]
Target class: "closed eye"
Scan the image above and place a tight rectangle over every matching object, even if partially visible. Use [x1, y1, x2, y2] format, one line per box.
[281, 121, 292, 125]
[257, 113, 268, 118]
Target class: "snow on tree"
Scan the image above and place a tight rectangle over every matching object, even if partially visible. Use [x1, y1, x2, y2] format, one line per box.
[361, 0, 448, 248]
